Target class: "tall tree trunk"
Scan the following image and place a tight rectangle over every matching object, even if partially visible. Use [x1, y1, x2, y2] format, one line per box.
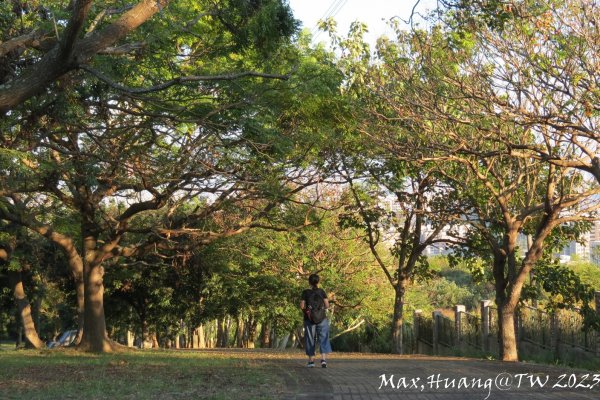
[235, 316, 244, 348]
[80, 261, 112, 351]
[495, 228, 549, 362]
[246, 316, 256, 349]
[498, 301, 519, 362]
[222, 317, 231, 348]
[197, 324, 206, 348]
[140, 316, 148, 348]
[277, 333, 290, 349]
[391, 279, 408, 354]
[78, 222, 114, 352]
[260, 322, 271, 348]
[8, 270, 45, 349]
[217, 318, 224, 348]
[270, 322, 277, 348]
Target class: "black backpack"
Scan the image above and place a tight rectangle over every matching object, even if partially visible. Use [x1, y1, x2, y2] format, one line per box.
[306, 289, 326, 324]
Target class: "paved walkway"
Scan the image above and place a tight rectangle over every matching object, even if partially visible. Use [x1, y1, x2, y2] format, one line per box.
[260, 352, 600, 400]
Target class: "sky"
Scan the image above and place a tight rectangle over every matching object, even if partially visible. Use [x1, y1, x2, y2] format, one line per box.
[288, 0, 438, 45]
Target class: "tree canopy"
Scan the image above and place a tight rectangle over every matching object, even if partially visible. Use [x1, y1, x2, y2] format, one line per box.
[1, 0, 598, 361]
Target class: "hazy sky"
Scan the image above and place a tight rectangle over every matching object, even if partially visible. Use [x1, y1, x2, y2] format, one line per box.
[288, 0, 437, 44]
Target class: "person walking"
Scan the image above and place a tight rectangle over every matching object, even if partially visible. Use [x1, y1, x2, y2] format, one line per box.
[300, 273, 332, 368]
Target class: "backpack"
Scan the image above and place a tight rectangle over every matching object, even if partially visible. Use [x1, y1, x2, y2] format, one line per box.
[305, 289, 326, 324]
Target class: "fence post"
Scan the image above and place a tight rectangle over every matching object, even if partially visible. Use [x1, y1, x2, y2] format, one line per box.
[433, 310, 442, 356]
[455, 305, 465, 348]
[480, 300, 491, 353]
[596, 292, 600, 357]
[550, 311, 559, 359]
[515, 308, 521, 354]
[414, 309, 422, 354]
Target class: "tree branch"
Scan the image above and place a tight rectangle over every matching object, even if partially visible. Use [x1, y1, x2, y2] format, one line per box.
[0, 0, 170, 113]
[79, 65, 290, 94]
[0, 30, 48, 57]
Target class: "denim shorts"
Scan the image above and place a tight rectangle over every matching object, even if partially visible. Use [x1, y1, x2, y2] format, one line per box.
[304, 318, 332, 356]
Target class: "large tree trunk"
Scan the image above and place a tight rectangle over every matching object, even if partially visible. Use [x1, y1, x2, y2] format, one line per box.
[8, 270, 45, 349]
[492, 228, 523, 363]
[391, 279, 409, 354]
[235, 317, 244, 348]
[260, 322, 271, 348]
[216, 318, 225, 348]
[495, 228, 550, 362]
[78, 223, 114, 352]
[497, 301, 519, 362]
[79, 262, 113, 351]
[197, 324, 206, 349]
[222, 317, 231, 348]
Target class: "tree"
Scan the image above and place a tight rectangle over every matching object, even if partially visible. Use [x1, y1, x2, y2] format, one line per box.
[0, 224, 45, 348]
[0, 0, 298, 113]
[356, 19, 600, 361]
[317, 20, 459, 355]
[0, 221, 74, 348]
[0, 0, 311, 352]
[196, 204, 383, 349]
[338, 161, 456, 354]
[438, 0, 599, 183]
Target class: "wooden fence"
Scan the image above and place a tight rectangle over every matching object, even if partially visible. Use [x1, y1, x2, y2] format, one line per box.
[412, 291, 600, 362]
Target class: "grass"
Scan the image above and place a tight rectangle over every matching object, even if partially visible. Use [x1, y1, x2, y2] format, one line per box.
[0, 341, 15, 351]
[519, 349, 600, 372]
[0, 348, 287, 400]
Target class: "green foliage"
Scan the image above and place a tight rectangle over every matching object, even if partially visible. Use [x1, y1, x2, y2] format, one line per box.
[0, 0, 327, 347]
[567, 261, 600, 289]
[448, 254, 490, 284]
[524, 258, 600, 329]
[196, 210, 385, 333]
[444, 0, 518, 33]
[0, 223, 77, 341]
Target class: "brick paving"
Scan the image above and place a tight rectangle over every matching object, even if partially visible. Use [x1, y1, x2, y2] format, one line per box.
[264, 352, 600, 400]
